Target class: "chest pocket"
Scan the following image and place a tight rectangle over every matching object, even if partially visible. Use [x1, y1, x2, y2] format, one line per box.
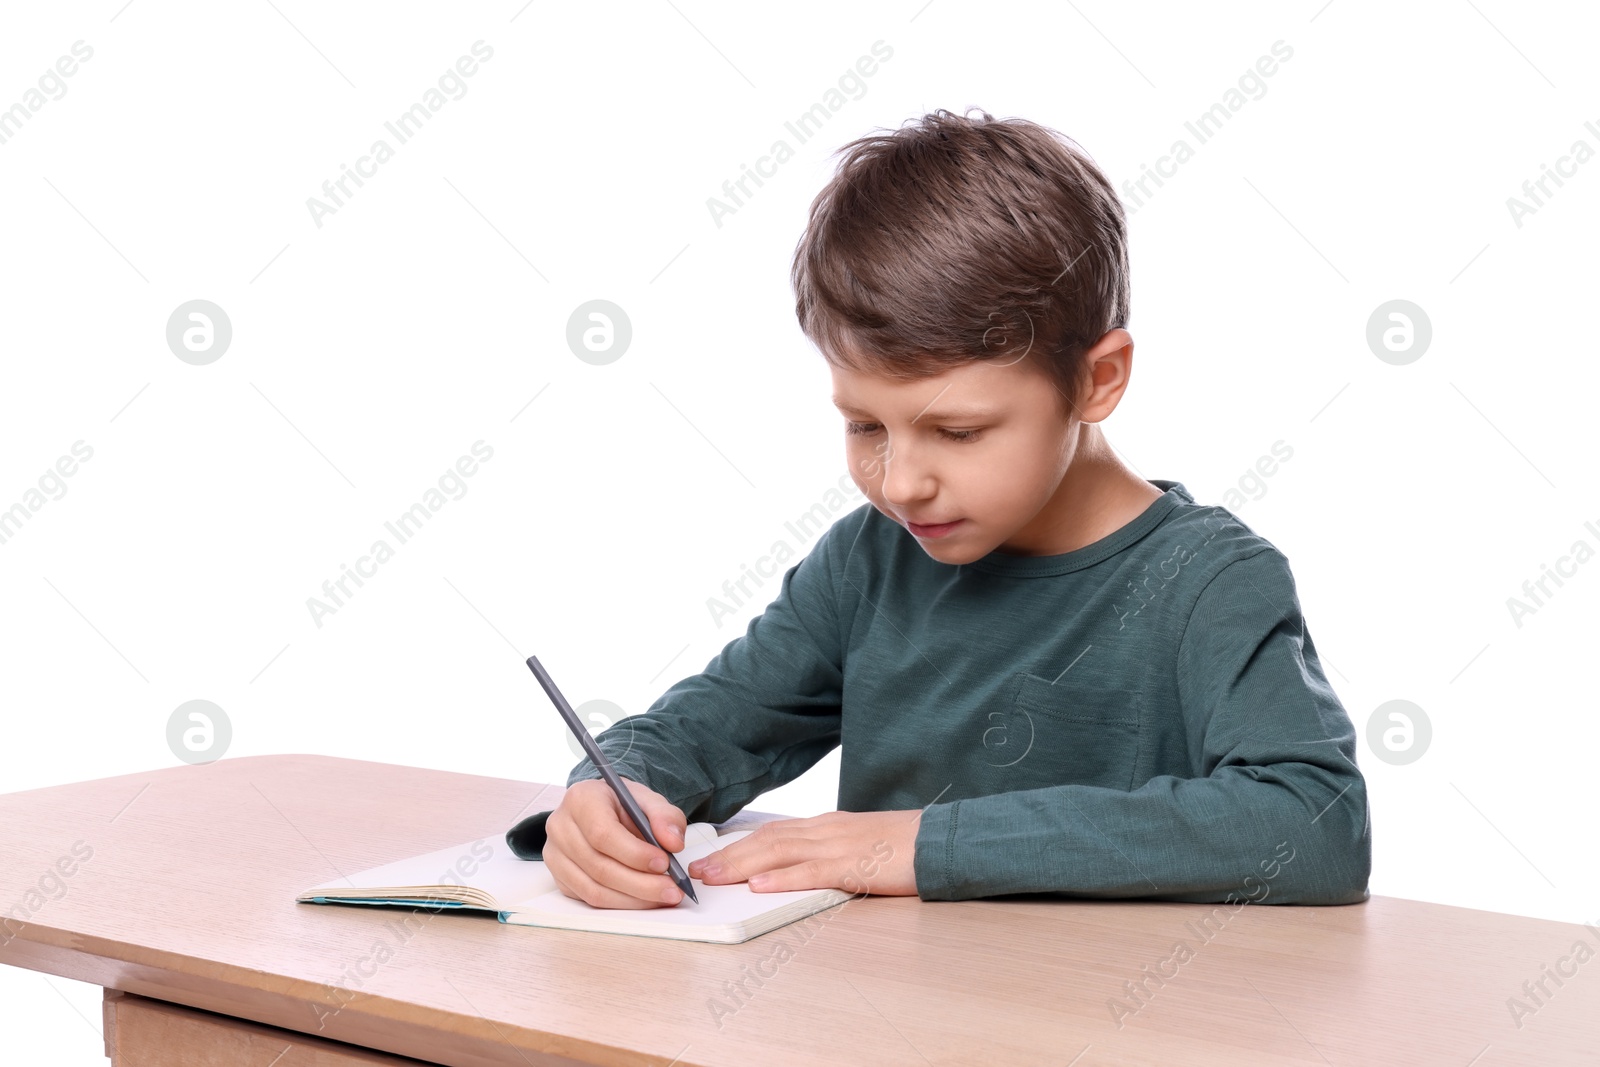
[985, 672, 1143, 792]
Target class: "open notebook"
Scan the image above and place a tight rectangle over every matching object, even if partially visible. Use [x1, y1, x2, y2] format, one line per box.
[296, 822, 851, 945]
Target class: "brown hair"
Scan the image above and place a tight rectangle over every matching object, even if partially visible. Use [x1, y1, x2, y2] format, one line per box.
[791, 107, 1129, 418]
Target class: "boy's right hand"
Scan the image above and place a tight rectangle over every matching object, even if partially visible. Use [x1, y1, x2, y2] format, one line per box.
[542, 777, 690, 909]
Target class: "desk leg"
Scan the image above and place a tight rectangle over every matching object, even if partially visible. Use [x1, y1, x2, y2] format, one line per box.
[102, 989, 443, 1066]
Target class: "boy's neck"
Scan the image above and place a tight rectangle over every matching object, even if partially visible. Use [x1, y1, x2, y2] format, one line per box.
[997, 426, 1163, 558]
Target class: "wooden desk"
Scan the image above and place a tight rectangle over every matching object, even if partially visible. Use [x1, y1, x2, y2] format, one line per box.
[0, 755, 1592, 1065]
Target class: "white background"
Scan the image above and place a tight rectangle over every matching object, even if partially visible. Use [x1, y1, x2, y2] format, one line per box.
[2, 1, 1596, 1062]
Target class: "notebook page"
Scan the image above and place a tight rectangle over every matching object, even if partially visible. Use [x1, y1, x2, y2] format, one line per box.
[299, 836, 549, 904]
[302, 822, 723, 905]
[502, 830, 847, 929]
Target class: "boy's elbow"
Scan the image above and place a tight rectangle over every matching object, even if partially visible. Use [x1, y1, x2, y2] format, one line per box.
[1272, 871, 1370, 906]
[1270, 861, 1370, 905]
[1275, 775, 1371, 905]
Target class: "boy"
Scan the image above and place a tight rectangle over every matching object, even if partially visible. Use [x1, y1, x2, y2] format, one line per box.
[536, 108, 1371, 909]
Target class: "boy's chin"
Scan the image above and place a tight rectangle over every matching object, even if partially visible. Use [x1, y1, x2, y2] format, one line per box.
[915, 535, 987, 564]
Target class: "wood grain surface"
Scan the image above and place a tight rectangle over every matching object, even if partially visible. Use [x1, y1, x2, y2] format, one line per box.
[0, 754, 1593, 1066]
[103, 989, 438, 1066]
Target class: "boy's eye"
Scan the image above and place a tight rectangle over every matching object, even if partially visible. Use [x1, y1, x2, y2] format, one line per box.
[844, 422, 982, 443]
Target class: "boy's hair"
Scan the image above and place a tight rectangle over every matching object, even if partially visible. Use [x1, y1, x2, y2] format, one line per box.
[791, 107, 1129, 417]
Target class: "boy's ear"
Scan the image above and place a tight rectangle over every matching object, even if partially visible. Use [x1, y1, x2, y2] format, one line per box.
[1075, 328, 1136, 423]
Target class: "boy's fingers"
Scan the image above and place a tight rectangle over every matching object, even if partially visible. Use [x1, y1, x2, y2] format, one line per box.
[573, 836, 683, 906]
[649, 810, 686, 853]
[589, 806, 670, 872]
[547, 804, 680, 905]
[558, 782, 668, 877]
[546, 843, 679, 909]
[744, 859, 824, 893]
[584, 852, 682, 907]
[628, 783, 687, 850]
[689, 842, 761, 883]
[618, 782, 687, 858]
[567, 778, 683, 874]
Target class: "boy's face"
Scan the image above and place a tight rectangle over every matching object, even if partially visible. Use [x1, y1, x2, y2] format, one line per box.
[830, 331, 1133, 564]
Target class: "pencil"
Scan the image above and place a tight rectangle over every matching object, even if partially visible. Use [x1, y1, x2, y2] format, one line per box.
[525, 654, 698, 905]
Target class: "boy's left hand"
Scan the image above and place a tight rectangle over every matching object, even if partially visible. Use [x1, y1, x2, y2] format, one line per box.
[686, 809, 923, 896]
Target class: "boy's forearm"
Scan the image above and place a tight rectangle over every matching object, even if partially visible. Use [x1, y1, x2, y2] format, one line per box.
[912, 761, 1371, 905]
[564, 724, 729, 824]
[565, 532, 847, 825]
[565, 706, 838, 825]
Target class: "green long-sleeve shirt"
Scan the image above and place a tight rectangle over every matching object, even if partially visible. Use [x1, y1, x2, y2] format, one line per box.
[566, 480, 1371, 905]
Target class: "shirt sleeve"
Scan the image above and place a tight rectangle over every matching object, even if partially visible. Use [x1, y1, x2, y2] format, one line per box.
[912, 547, 1372, 906]
[564, 518, 850, 825]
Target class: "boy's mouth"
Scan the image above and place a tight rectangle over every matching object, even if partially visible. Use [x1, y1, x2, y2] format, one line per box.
[907, 518, 964, 539]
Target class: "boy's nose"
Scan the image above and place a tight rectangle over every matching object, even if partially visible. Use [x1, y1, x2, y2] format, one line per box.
[881, 456, 937, 508]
